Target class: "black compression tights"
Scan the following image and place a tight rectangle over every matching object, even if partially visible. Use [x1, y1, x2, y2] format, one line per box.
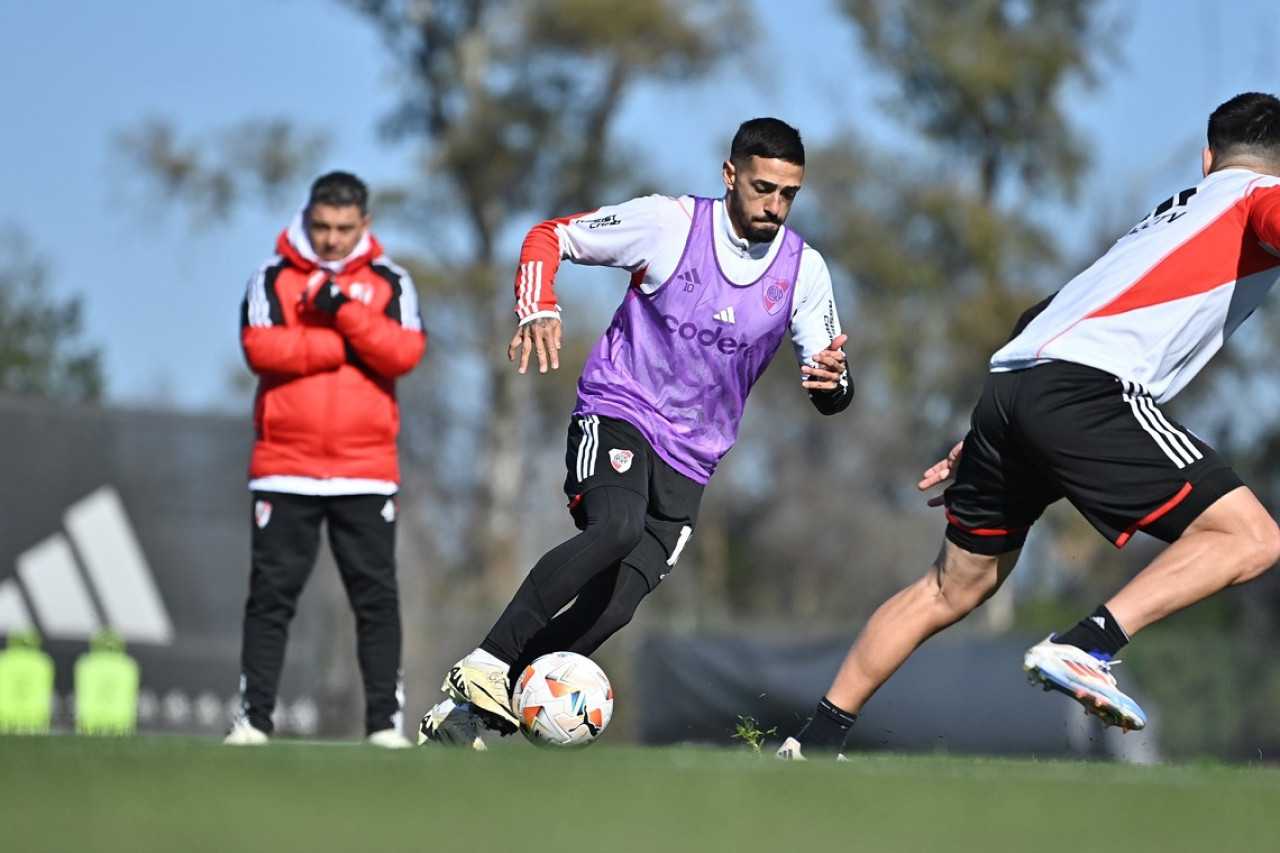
[481, 486, 655, 670]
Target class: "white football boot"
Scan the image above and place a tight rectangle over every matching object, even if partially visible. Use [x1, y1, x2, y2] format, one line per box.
[223, 719, 269, 745]
[775, 736, 849, 761]
[442, 653, 519, 735]
[418, 698, 488, 751]
[775, 736, 807, 761]
[366, 729, 413, 748]
[1024, 635, 1147, 731]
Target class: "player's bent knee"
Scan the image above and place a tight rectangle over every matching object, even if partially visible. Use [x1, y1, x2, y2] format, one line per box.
[594, 521, 645, 562]
[920, 573, 988, 625]
[598, 602, 637, 637]
[1240, 519, 1280, 583]
[931, 548, 1002, 617]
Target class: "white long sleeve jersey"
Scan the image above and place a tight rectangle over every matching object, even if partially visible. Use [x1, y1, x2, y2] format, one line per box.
[514, 194, 845, 374]
[991, 168, 1280, 403]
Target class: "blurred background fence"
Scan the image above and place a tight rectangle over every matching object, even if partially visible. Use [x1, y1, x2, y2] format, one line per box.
[4, 395, 1278, 763]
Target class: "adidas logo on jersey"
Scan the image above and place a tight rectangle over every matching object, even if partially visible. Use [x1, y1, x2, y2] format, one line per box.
[713, 307, 736, 324]
[677, 269, 701, 289]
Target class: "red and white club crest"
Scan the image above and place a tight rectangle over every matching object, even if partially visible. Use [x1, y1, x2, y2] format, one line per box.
[609, 448, 634, 473]
[254, 499, 273, 529]
[762, 277, 793, 315]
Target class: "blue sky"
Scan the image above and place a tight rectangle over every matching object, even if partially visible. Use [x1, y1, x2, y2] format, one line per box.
[1, 0, 1277, 410]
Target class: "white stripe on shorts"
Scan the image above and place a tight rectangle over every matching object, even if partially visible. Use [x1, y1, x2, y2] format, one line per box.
[1122, 381, 1202, 469]
[575, 415, 599, 482]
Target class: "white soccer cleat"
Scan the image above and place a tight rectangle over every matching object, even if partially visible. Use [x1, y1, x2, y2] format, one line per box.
[775, 735, 849, 761]
[418, 699, 488, 751]
[366, 729, 413, 749]
[775, 736, 807, 761]
[1023, 635, 1147, 731]
[442, 654, 519, 735]
[223, 719, 269, 745]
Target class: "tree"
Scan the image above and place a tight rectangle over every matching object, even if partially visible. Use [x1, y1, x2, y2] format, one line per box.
[338, 0, 754, 603]
[118, 0, 756, 732]
[820, 0, 1121, 448]
[696, 0, 1129, 627]
[0, 229, 103, 403]
[115, 118, 328, 225]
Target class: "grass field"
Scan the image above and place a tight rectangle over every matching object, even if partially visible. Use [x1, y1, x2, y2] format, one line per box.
[3, 735, 1278, 853]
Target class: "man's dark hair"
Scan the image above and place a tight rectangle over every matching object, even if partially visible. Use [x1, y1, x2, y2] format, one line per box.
[730, 118, 805, 167]
[1207, 93, 1280, 167]
[307, 171, 369, 215]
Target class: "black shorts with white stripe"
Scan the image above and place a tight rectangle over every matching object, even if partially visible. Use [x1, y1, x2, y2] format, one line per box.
[943, 361, 1243, 554]
[561, 414, 702, 576]
[563, 414, 651, 506]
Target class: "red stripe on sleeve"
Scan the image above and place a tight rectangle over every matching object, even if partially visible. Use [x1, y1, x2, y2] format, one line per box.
[514, 212, 591, 320]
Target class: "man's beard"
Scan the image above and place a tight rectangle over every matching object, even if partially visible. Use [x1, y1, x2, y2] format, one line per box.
[729, 195, 781, 243]
[742, 220, 780, 243]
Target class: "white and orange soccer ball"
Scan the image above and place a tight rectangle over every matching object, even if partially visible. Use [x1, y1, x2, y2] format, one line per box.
[512, 652, 614, 747]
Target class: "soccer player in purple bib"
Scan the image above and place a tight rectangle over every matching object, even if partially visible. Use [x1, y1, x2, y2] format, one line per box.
[420, 118, 853, 748]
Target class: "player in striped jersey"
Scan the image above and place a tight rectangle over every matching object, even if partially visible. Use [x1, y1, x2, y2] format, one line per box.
[780, 92, 1280, 759]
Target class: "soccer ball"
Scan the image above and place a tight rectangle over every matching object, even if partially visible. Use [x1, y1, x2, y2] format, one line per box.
[513, 652, 614, 747]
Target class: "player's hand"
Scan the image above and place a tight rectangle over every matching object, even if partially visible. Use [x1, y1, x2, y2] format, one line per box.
[508, 316, 563, 374]
[801, 333, 849, 391]
[299, 270, 349, 315]
[919, 440, 964, 507]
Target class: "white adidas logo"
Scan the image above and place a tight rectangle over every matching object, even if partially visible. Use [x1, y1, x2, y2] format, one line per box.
[0, 486, 174, 644]
[713, 306, 736, 324]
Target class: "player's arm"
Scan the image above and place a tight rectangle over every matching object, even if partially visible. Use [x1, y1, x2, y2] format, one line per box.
[241, 264, 346, 377]
[508, 194, 692, 374]
[790, 247, 853, 415]
[508, 212, 564, 374]
[311, 264, 427, 379]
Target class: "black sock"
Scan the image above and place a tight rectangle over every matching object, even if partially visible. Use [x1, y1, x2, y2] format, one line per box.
[795, 697, 858, 750]
[1055, 605, 1130, 659]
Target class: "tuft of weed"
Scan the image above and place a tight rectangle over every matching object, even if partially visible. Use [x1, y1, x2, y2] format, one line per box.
[731, 715, 777, 754]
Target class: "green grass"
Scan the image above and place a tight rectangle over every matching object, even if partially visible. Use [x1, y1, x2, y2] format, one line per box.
[3, 735, 1279, 853]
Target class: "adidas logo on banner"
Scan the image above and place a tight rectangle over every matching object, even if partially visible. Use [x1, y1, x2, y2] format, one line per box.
[0, 486, 173, 644]
[713, 306, 736, 324]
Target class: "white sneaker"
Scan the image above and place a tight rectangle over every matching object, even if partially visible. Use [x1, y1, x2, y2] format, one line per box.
[442, 654, 518, 734]
[1024, 635, 1147, 731]
[418, 699, 487, 751]
[775, 736, 807, 761]
[775, 736, 849, 762]
[366, 729, 413, 749]
[223, 720, 269, 745]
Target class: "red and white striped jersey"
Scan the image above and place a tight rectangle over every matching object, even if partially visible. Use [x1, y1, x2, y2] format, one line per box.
[991, 168, 1280, 402]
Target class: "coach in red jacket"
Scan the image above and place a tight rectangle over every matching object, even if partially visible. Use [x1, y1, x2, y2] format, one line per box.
[226, 171, 426, 747]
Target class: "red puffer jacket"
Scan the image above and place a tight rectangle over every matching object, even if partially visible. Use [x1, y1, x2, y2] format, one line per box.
[241, 225, 426, 484]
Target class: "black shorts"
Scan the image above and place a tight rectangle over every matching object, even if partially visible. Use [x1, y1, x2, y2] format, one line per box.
[944, 362, 1242, 555]
[564, 414, 703, 571]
